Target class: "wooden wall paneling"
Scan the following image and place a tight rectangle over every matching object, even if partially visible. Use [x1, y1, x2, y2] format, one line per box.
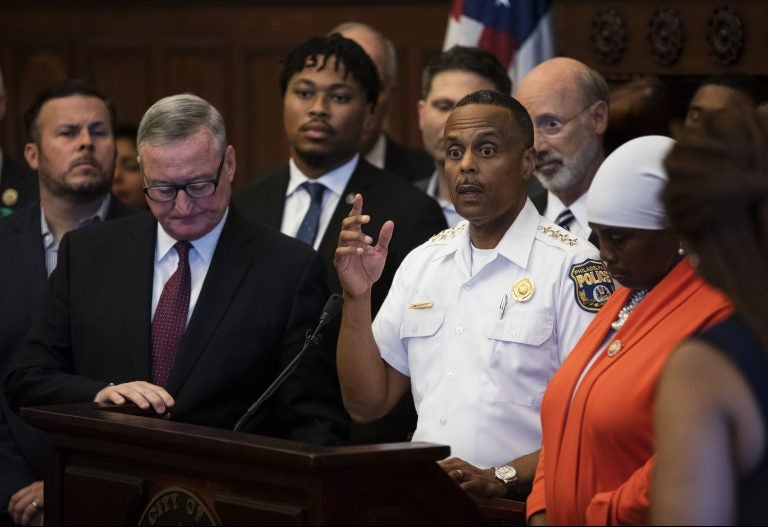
[79, 44, 151, 128]
[0, 2, 452, 181]
[243, 50, 291, 182]
[553, 0, 768, 76]
[10, 45, 73, 156]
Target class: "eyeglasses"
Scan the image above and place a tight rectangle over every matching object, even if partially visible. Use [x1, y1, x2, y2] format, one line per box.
[142, 152, 225, 202]
[533, 103, 593, 138]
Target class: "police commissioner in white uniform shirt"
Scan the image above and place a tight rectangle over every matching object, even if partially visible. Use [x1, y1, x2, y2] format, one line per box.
[372, 199, 613, 468]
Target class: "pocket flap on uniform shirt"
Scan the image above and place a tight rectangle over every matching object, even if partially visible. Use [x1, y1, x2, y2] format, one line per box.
[484, 313, 554, 346]
[400, 309, 446, 339]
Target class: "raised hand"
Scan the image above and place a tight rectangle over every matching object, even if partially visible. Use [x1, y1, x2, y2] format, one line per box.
[334, 193, 394, 298]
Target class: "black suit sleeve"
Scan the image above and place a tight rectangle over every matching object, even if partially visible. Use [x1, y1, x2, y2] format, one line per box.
[4, 232, 108, 412]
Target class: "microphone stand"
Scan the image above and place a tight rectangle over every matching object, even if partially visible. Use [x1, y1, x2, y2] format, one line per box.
[232, 294, 341, 432]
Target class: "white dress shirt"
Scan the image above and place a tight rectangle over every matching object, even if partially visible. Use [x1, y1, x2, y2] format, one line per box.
[152, 209, 228, 324]
[543, 191, 591, 241]
[280, 155, 358, 250]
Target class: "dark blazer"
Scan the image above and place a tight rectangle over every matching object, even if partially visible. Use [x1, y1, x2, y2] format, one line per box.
[234, 159, 446, 445]
[0, 156, 38, 217]
[383, 135, 434, 186]
[234, 158, 448, 316]
[0, 196, 134, 513]
[531, 190, 600, 247]
[4, 207, 349, 448]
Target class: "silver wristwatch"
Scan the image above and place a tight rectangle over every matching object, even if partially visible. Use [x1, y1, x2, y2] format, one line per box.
[494, 465, 518, 494]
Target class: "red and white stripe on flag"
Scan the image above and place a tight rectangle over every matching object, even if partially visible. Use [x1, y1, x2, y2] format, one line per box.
[444, 0, 554, 88]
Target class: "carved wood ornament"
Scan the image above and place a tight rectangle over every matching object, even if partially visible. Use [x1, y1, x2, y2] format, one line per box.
[706, 5, 745, 66]
[591, 7, 627, 65]
[647, 8, 685, 67]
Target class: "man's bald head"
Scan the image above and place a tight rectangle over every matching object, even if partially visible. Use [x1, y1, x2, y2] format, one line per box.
[515, 57, 609, 204]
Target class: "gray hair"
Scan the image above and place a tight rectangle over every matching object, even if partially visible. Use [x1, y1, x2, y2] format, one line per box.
[137, 93, 226, 154]
[578, 65, 610, 107]
[330, 21, 397, 88]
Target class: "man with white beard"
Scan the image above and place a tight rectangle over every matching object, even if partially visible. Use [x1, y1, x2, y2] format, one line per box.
[515, 57, 609, 246]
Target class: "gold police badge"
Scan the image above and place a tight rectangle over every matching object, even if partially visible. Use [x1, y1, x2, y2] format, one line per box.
[512, 278, 534, 302]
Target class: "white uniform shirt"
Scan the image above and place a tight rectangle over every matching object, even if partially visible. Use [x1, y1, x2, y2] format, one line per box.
[373, 199, 611, 468]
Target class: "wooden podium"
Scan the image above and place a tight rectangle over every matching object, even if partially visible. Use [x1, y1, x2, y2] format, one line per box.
[23, 403, 524, 525]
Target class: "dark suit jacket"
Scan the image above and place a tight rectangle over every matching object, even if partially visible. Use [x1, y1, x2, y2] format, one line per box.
[0, 156, 38, 217]
[0, 196, 134, 513]
[383, 135, 434, 186]
[531, 190, 600, 247]
[234, 158, 448, 316]
[4, 207, 348, 451]
[234, 159, 446, 445]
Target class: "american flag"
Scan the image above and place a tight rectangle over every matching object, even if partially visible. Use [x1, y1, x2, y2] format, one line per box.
[444, 0, 555, 87]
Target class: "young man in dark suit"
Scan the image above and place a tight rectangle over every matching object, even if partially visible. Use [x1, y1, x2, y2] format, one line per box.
[235, 34, 446, 317]
[234, 34, 446, 445]
[0, 79, 136, 526]
[4, 95, 349, 513]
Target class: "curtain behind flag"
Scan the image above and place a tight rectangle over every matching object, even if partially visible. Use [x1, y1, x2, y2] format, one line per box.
[444, 0, 554, 88]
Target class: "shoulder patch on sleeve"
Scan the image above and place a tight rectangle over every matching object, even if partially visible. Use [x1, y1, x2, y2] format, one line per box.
[569, 259, 615, 312]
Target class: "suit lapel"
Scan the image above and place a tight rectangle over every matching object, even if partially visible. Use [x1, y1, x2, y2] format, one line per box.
[317, 160, 377, 263]
[118, 213, 157, 379]
[167, 209, 255, 394]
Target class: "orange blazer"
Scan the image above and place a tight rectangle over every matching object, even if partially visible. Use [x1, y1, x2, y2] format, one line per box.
[527, 259, 731, 525]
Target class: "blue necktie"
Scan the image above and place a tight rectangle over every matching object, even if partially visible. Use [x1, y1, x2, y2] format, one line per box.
[296, 182, 326, 246]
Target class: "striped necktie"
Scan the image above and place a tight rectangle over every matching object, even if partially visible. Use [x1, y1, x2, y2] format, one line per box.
[555, 208, 574, 231]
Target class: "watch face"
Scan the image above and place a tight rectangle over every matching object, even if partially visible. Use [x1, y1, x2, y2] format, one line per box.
[496, 465, 517, 483]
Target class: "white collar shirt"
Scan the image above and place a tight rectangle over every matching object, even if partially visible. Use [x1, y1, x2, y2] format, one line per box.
[40, 195, 112, 277]
[372, 199, 609, 467]
[281, 155, 358, 250]
[152, 209, 228, 324]
[543, 190, 591, 241]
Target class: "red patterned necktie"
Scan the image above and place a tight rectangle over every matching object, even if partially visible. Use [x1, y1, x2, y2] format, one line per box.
[151, 241, 191, 387]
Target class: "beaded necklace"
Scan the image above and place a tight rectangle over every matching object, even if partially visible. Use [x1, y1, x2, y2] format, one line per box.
[611, 289, 648, 330]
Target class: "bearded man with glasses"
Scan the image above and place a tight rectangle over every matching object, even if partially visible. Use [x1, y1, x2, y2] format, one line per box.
[516, 57, 610, 247]
[5, 93, 350, 449]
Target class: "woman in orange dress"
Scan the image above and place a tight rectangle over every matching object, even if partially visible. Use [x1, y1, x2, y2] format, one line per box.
[526, 135, 731, 525]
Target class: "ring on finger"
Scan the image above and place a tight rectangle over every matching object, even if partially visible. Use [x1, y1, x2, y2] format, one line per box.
[30, 500, 41, 511]
[456, 469, 464, 482]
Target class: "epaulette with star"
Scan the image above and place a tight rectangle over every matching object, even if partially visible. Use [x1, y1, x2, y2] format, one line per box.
[428, 222, 466, 243]
[538, 224, 579, 247]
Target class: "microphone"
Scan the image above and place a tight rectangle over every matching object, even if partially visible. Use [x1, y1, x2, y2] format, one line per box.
[232, 293, 343, 432]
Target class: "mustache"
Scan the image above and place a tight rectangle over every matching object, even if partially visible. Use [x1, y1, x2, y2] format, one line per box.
[456, 177, 484, 191]
[535, 150, 561, 166]
[300, 119, 335, 135]
[69, 155, 101, 170]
